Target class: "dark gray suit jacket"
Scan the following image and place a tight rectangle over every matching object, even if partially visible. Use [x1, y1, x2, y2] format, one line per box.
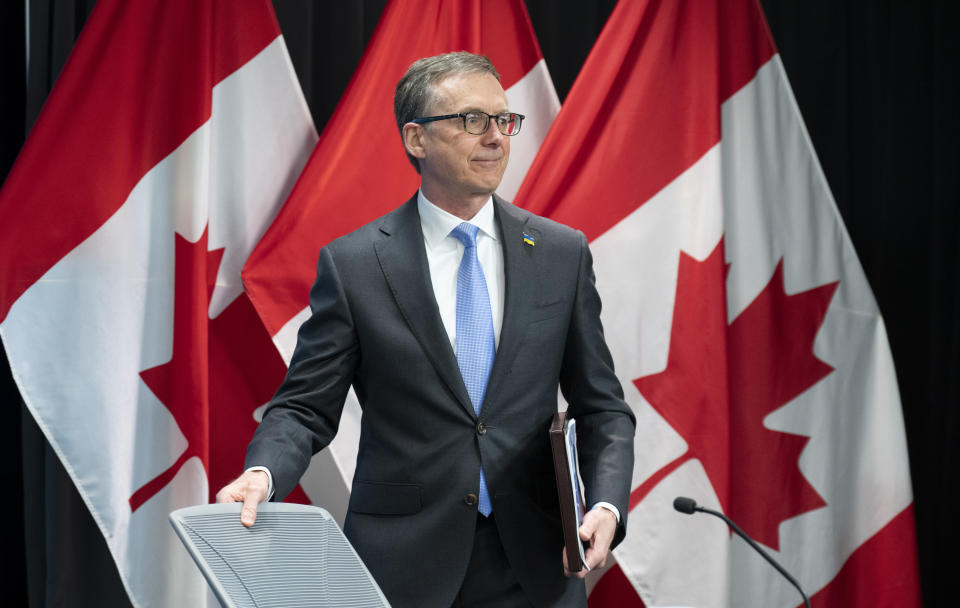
[246, 194, 635, 608]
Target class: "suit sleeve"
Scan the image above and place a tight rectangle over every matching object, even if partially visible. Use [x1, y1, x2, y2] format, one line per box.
[559, 231, 636, 549]
[244, 246, 360, 500]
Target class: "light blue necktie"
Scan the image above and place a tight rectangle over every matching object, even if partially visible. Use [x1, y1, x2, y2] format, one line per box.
[450, 222, 495, 517]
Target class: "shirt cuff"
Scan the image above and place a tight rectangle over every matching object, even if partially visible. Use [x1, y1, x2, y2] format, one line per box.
[590, 501, 621, 523]
[245, 466, 275, 501]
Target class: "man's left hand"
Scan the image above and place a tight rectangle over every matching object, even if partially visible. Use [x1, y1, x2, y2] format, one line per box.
[563, 506, 618, 579]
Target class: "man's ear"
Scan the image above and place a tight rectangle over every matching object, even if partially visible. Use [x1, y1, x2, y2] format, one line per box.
[402, 123, 427, 161]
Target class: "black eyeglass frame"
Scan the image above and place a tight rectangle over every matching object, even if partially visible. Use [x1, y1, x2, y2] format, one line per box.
[411, 111, 525, 136]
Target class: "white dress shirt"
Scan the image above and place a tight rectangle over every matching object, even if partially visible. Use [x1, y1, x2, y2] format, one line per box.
[417, 190, 504, 350]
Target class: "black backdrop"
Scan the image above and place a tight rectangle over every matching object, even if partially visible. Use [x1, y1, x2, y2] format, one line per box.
[1, 1, 955, 606]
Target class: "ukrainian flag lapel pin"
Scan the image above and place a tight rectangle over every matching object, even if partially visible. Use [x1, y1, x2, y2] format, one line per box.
[522, 232, 536, 247]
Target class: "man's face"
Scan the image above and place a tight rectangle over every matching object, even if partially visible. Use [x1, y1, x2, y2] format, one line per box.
[417, 72, 511, 204]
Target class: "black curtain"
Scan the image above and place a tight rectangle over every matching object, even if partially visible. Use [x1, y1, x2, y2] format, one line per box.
[762, 3, 959, 604]
[1, 1, 955, 606]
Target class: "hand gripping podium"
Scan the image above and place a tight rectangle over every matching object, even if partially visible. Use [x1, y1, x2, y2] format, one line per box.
[169, 503, 391, 608]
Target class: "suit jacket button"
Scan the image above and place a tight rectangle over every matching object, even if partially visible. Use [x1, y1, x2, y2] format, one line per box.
[476, 421, 487, 435]
[464, 493, 478, 506]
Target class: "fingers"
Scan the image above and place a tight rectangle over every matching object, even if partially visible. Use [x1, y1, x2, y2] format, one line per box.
[582, 545, 607, 573]
[562, 510, 607, 579]
[215, 483, 240, 504]
[561, 512, 601, 579]
[578, 507, 618, 572]
[579, 510, 601, 541]
[214, 470, 270, 527]
[241, 492, 261, 527]
[562, 543, 592, 579]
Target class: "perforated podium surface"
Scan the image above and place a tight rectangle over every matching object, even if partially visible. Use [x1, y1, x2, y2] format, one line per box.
[170, 503, 391, 608]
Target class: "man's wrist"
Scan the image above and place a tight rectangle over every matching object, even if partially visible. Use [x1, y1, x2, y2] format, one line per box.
[590, 501, 620, 523]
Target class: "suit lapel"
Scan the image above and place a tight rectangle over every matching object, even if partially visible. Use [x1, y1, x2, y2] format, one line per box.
[374, 196, 475, 418]
[484, 195, 537, 410]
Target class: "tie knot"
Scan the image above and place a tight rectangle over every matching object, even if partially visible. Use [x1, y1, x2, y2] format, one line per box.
[450, 222, 480, 248]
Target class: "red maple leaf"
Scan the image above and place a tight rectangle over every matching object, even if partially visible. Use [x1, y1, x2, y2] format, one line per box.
[129, 227, 310, 512]
[632, 239, 837, 549]
[130, 228, 222, 511]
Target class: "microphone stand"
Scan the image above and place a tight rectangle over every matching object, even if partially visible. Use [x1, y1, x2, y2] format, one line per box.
[674, 497, 811, 608]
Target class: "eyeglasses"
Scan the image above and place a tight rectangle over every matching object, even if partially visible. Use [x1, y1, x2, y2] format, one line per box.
[411, 112, 525, 136]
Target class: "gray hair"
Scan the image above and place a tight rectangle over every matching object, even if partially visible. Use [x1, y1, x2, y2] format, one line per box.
[394, 51, 501, 173]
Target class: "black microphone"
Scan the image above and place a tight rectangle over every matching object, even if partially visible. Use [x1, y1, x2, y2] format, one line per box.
[673, 496, 811, 608]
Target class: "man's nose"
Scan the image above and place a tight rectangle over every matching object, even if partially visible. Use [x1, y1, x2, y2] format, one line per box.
[480, 119, 505, 146]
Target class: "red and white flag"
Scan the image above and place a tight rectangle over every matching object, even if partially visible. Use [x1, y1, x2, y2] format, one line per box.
[0, 1, 316, 605]
[242, 0, 560, 507]
[515, 1, 922, 606]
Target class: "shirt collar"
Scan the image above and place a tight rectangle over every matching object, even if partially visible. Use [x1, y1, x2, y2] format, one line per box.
[417, 190, 498, 250]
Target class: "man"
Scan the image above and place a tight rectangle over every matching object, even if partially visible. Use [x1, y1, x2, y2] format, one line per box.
[217, 52, 635, 607]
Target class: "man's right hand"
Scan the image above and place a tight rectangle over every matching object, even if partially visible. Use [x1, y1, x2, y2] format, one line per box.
[215, 470, 270, 527]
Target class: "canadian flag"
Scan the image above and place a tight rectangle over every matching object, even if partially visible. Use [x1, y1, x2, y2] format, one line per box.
[0, 1, 316, 606]
[242, 0, 560, 511]
[515, 0, 923, 606]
